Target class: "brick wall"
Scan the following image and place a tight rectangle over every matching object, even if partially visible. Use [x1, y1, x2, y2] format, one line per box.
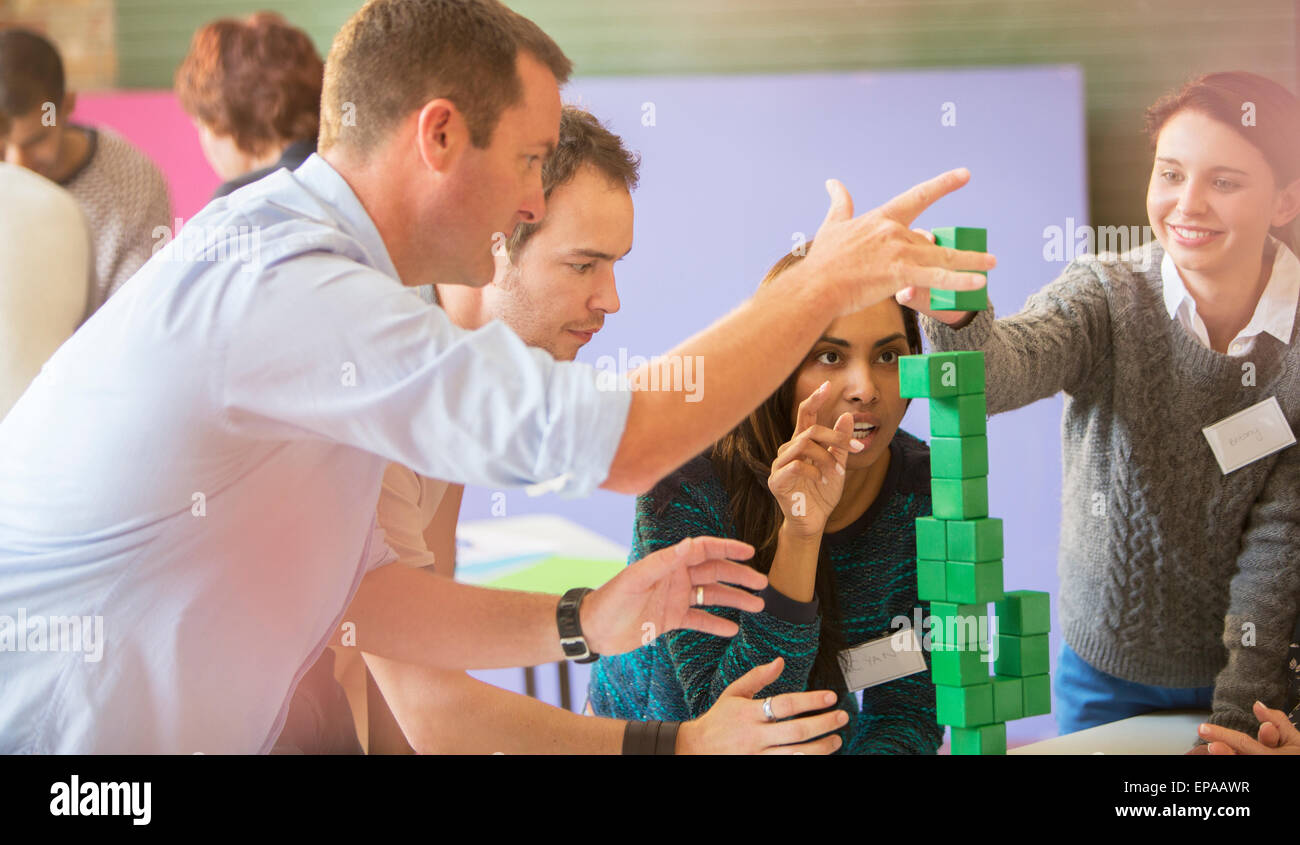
[0, 0, 117, 91]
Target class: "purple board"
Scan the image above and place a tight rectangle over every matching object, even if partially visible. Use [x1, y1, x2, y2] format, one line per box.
[463, 65, 1089, 746]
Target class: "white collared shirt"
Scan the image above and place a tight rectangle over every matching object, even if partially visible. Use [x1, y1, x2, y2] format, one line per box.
[1161, 236, 1300, 356]
[0, 155, 631, 753]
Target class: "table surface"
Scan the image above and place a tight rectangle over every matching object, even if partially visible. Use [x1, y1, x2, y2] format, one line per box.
[455, 514, 628, 592]
[456, 518, 1220, 743]
[1010, 710, 1211, 755]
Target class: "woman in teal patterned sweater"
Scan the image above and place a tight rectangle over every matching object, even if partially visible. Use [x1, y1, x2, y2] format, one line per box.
[588, 245, 943, 754]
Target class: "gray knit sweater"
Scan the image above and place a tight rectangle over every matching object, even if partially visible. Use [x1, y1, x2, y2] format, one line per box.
[921, 240, 1300, 735]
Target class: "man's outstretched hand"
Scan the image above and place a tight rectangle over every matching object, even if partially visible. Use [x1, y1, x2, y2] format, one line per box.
[802, 169, 996, 319]
[677, 657, 847, 754]
[580, 536, 766, 657]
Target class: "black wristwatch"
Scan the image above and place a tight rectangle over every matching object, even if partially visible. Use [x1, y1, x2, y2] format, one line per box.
[556, 587, 599, 663]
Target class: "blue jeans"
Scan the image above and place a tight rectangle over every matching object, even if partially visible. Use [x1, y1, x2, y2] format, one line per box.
[1054, 643, 1213, 735]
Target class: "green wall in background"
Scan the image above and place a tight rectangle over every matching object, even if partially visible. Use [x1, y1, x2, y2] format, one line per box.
[117, 1, 352, 88]
[116, 0, 1298, 228]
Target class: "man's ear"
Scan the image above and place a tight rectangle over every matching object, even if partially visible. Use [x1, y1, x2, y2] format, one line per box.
[1272, 176, 1300, 228]
[415, 98, 465, 174]
[60, 91, 77, 124]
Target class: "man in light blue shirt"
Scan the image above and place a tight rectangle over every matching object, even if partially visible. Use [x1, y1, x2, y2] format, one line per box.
[0, 0, 991, 753]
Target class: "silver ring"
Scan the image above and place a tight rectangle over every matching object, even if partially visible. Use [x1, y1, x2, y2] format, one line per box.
[763, 696, 777, 722]
[695, 586, 704, 606]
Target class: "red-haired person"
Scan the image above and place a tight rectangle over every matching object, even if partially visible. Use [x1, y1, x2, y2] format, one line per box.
[175, 12, 323, 199]
[902, 72, 1300, 746]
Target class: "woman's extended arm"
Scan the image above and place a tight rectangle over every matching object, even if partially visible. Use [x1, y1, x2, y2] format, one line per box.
[903, 257, 1115, 414]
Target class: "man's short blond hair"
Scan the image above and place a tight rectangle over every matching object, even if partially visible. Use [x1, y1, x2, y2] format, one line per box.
[320, 0, 572, 155]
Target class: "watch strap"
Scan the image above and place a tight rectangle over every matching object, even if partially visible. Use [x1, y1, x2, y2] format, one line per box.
[622, 720, 681, 755]
[556, 586, 598, 663]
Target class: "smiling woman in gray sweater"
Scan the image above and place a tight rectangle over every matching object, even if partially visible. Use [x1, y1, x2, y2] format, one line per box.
[901, 71, 1300, 741]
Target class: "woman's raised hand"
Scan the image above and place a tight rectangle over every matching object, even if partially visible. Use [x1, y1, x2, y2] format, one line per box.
[767, 380, 863, 536]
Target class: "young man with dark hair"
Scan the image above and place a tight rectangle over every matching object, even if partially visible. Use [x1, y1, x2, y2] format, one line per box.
[436, 104, 639, 361]
[0, 0, 989, 753]
[0, 27, 171, 313]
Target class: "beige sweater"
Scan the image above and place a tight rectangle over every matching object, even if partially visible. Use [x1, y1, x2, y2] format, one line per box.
[60, 126, 172, 314]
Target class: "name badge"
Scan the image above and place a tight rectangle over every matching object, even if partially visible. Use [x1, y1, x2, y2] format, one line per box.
[1201, 396, 1296, 475]
[838, 627, 927, 692]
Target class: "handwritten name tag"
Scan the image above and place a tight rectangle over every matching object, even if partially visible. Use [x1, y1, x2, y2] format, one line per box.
[1202, 396, 1296, 475]
[838, 627, 927, 692]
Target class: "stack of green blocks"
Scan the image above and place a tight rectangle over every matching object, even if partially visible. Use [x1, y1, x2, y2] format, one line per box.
[901, 227, 1052, 755]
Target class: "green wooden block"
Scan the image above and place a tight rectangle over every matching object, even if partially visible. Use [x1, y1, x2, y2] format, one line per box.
[930, 643, 989, 686]
[935, 682, 994, 728]
[994, 634, 1051, 677]
[930, 287, 989, 311]
[951, 722, 1006, 755]
[931, 227, 989, 312]
[947, 518, 1003, 563]
[901, 352, 985, 397]
[899, 353, 961, 399]
[915, 517, 947, 561]
[1022, 673, 1052, 717]
[928, 601, 984, 650]
[995, 590, 1051, 635]
[929, 394, 986, 437]
[929, 600, 982, 620]
[930, 435, 988, 479]
[932, 226, 988, 253]
[992, 675, 1024, 722]
[931, 476, 988, 520]
[917, 559, 947, 602]
[945, 560, 1004, 604]
[952, 351, 986, 394]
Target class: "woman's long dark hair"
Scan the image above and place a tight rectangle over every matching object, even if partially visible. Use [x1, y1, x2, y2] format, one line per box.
[709, 243, 923, 695]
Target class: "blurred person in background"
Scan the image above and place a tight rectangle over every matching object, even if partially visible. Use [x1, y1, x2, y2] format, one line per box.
[0, 27, 171, 314]
[175, 12, 323, 200]
[0, 162, 90, 419]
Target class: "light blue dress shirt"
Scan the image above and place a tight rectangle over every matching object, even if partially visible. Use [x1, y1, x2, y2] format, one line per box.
[0, 154, 631, 753]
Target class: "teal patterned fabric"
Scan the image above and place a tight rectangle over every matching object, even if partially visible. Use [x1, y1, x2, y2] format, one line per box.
[588, 430, 943, 754]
